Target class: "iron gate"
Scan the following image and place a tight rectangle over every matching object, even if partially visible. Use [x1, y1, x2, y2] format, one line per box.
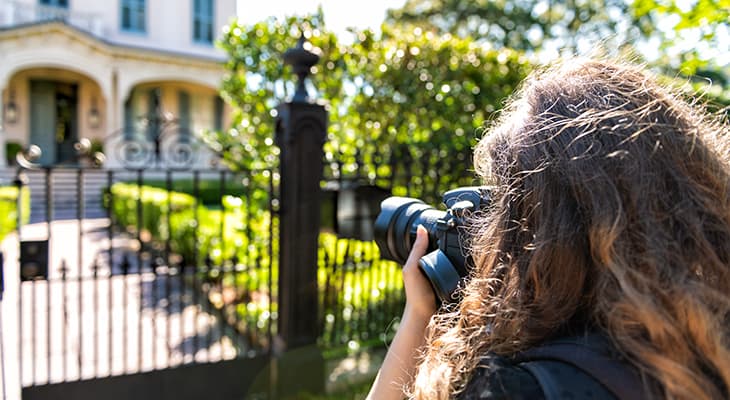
[0, 161, 278, 400]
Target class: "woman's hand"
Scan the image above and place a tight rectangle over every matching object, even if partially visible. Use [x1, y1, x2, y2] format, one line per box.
[366, 225, 437, 400]
[402, 225, 438, 322]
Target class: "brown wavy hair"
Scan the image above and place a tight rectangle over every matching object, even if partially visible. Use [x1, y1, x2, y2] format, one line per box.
[411, 59, 730, 399]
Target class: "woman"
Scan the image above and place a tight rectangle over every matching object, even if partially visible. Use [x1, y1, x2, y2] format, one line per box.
[367, 58, 730, 399]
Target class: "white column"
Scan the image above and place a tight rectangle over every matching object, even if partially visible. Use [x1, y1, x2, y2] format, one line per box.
[103, 70, 123, 168]
[110, 69, 119, 132]
[105, 93, 116, 134]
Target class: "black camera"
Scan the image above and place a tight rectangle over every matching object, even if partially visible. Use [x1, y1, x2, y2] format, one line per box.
[373, 187, 491, 304]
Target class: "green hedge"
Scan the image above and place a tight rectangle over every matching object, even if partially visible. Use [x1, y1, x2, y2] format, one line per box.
[108, 183, 272, 267]
[0, 186, 30, 242]
[124, 179, 250, 206]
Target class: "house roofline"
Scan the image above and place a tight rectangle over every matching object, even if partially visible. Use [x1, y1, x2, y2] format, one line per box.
[0, 19, 228, 65]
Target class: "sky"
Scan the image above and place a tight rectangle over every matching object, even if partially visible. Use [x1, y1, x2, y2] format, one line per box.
[235, 0, 729, 68]
[236, 0, 407, 36]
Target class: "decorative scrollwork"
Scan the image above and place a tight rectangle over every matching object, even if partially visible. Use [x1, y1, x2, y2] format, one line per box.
[117, 139, 153, 169]
[18, 107, 213, 170]
[164, 140, 197, 169]
[104, 121, 203, 170]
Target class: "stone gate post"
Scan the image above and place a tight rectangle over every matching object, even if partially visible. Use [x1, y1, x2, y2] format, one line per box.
[272, 34, 327, 395]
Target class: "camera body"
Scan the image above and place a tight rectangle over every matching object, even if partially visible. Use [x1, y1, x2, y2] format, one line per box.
[374, 187, 491, 304]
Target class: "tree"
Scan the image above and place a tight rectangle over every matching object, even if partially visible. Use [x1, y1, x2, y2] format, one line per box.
[205, 11, 345, 171]
[206, 12, 531, 201]
[385, 0, 641, 55]
[341, 25, 530, 200]
[631, 0, 730, 74]
[385, 0, 729, 79]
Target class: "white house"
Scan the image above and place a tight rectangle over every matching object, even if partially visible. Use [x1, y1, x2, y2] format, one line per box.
[0, 0, 236, 168]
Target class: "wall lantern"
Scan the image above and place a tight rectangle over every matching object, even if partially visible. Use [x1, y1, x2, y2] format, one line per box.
[88, 96, 101, 129]
[4, 87, 18, 124]
[321, 179, 391, 241]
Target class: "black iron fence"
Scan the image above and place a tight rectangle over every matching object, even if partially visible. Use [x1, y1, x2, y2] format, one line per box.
[318, 238, 403, 351]
[7, 166, 277, 391]
[317, 142, 477, 351]
[324, 144, 476, 205]
[1, 132, 478, 399]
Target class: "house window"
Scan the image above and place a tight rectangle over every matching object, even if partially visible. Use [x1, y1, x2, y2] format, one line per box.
[40, 0, 68, 7]
[193, 0, 214, 44]
[121, 0, 146, 33]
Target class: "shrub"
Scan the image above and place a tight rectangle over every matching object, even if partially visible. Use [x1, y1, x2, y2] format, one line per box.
[108, 183, 271, 266]
[5, 142, 22, 165]
[0, 185, 30, 242]
[129, 178, 250, 206]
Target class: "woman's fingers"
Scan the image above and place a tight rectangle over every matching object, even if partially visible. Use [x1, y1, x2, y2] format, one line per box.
[405, 225, 430, 268]
[403, 225, 437, 318]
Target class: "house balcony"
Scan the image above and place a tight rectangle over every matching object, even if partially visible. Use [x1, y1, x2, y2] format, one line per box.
[0, 1, 104, 37]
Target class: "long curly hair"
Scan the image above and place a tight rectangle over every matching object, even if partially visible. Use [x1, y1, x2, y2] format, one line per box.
[411, 59, 730, 399]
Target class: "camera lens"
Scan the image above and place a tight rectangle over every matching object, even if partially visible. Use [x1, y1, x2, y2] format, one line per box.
[373, 197, 443, 264]
[374, 187, 490, 304]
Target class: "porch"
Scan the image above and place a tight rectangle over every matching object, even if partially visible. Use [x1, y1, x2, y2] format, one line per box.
[0, 19, 229, 169]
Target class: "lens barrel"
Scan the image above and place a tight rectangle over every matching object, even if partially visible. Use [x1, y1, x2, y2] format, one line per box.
[373, 197, 442, 264]
[418, 250, 461, 303]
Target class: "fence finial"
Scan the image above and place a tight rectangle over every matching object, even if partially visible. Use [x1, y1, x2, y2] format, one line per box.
[283, 33, 320, 103]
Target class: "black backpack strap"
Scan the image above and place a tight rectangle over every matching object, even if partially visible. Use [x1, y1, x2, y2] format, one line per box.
[513, 335, 646, 400]
[517, 361, 567, 400]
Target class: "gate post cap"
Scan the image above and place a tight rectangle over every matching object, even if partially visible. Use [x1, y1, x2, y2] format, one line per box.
[283, 34, 320, 103]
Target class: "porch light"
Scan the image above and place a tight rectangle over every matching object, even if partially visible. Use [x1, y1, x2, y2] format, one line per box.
[88, 97, 101, 129]
[4, 88, 18, 124]
[321, 179, 391, 241]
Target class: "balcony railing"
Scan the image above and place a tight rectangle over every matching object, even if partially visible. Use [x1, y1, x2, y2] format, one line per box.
[0, 1, 104, 37]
